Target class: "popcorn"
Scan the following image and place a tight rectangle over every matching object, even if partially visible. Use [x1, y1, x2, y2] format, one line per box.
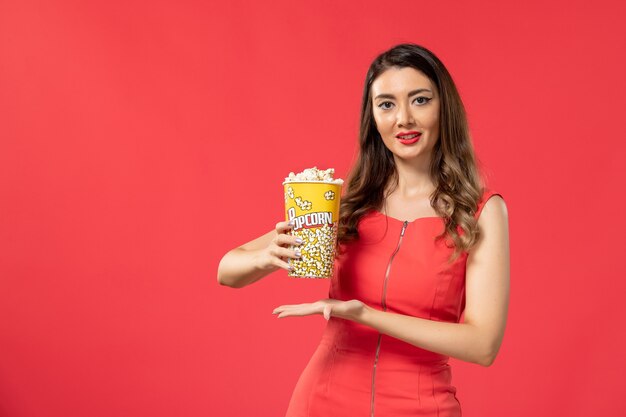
[283, 166, 344, 278]
[285, 187, 314, 211]
[288, 223, 339, 278]
[293, 196, 312, 211]
[284, 167, 344, 184]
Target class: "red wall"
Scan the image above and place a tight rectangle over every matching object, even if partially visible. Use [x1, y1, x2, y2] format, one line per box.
[1, 1, 625, 416]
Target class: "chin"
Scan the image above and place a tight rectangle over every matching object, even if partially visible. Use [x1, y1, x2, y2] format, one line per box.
[393, 152, 421, 160]
[395, 149, 431, 161]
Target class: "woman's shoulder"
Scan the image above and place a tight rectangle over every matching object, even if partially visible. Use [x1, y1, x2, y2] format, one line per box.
[480, 187, 503, 200]
[475, 188, 507, 222]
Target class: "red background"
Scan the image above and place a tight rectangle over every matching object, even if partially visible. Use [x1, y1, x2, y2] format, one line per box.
[1, 1, 625, 416]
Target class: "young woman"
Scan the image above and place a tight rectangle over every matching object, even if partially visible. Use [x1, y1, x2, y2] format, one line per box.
[217, 43, 510, 417]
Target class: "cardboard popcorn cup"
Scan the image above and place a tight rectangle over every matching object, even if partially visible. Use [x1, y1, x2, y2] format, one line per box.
[283, 181, 342, 278]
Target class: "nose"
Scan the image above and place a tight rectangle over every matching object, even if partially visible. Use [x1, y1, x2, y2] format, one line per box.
[396, 103, 415, 127]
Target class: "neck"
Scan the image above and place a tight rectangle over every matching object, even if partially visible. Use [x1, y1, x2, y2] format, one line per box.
[389, 155, 436, 198]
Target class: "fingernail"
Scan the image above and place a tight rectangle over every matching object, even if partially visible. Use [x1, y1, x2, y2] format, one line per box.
[295, 237, 303, 244]
[288, 265, 294, 271]
[295, 250, 301, 258]
[288, 220, 294, 227]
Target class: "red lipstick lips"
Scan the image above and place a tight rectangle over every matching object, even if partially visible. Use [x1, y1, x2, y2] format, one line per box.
[396, 131, 421, 145]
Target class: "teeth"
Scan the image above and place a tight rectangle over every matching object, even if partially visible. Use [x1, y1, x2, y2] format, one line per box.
[399, 133, 419, 139]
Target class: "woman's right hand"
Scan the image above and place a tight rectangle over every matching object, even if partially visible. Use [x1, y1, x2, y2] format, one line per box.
[256, 220, 303, 272]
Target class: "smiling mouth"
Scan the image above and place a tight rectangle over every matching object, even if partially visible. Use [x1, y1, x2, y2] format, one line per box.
[396, 132, 422, 139]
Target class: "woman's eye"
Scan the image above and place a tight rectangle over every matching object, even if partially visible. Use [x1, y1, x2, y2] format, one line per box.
[414, 96, 432, 105]
[377, 97, 431, 109]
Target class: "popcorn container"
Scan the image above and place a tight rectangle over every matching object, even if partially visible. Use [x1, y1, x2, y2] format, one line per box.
[283, 181, 342, 278]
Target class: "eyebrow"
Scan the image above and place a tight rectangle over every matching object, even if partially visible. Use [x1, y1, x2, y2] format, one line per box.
[373, 88, 433, 100]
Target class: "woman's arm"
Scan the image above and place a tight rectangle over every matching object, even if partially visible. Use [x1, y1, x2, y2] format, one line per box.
[217, 221, 302, 288]
[273, 196, 510, 366]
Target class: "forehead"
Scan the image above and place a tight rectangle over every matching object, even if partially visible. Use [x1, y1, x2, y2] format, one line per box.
[371, 67, 435, 96]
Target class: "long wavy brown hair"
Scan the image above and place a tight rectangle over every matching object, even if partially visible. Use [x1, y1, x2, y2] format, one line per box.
[337, 43, 486, 264]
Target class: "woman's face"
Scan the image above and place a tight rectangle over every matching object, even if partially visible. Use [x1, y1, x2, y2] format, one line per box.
[371, 66, 440, 163]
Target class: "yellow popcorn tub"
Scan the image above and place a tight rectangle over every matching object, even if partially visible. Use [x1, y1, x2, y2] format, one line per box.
[283, 181, 342, 278]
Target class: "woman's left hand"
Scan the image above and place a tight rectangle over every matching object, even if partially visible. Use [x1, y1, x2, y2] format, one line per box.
[272, 299, 366, 321]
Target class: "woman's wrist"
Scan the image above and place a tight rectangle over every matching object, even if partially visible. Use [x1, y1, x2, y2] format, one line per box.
[352, 303, 375, 323]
